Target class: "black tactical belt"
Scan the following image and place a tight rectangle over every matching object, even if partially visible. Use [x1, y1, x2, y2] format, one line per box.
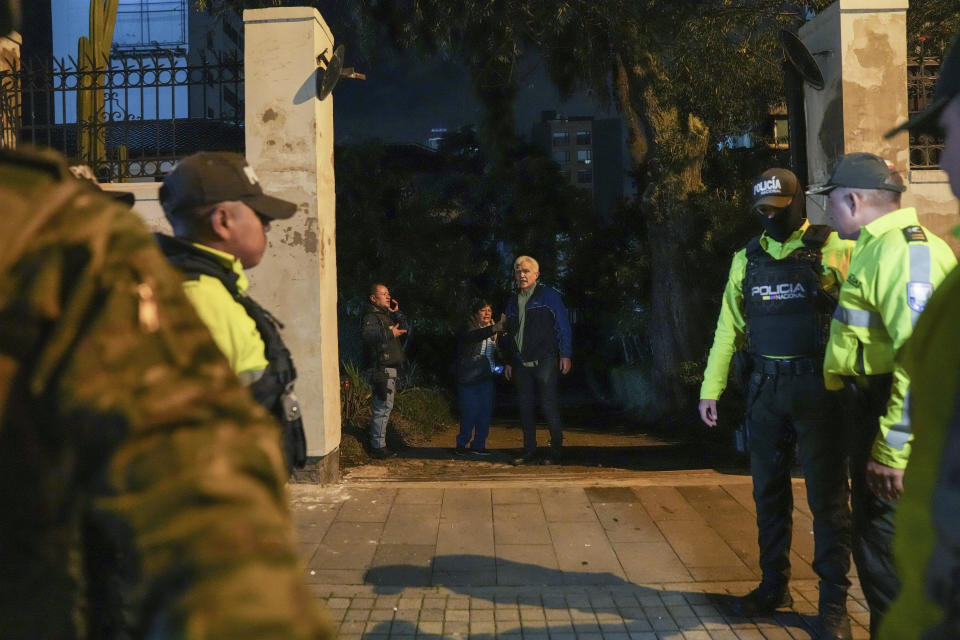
[752, 355, 819, 376]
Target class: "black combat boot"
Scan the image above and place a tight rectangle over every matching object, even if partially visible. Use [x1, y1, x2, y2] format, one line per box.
[730, 583, 793, 617]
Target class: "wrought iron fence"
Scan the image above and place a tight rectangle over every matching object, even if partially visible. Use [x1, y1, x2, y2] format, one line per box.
[0, 49, 243, 180]
[906, 54, 943, 169]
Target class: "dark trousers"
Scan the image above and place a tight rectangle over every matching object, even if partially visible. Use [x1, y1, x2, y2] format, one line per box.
[457, 379, 495, 449]
[513, 357, 562, 454]
[746, 367, 852, 603]
[842, 375, 899, 637]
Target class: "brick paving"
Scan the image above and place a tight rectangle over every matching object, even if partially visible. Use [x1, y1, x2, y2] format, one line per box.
[291, 477, 868, 639]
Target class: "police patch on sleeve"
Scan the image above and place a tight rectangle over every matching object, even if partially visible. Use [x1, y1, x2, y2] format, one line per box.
[907, 281, 934, 312]
[902, 226, 927, 243]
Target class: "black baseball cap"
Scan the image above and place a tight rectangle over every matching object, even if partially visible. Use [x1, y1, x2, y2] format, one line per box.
[751, 168, 799, 208]
[806, 153, 906, 195]
[886, 33, 960, 138]
[159, 152, 297, 221]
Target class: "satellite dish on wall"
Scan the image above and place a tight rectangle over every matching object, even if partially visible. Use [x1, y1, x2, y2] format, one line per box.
[316, 45, 345, 100]
[779, 29, 825, 90]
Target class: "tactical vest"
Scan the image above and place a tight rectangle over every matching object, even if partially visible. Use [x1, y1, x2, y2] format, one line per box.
[157, 237, 306, 472]
[742, 225, 835, 357]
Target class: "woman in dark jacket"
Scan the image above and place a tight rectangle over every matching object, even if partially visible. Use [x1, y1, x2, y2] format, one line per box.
[454, 300, 505, 455]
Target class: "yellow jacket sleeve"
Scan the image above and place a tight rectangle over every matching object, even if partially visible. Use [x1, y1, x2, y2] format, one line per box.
[182, 275, 269, 377]
[700, 251, 747, 400]
[870, 237, 957, 468]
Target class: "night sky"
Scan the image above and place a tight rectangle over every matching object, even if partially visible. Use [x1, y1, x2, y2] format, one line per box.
[332, 48, 617, 147]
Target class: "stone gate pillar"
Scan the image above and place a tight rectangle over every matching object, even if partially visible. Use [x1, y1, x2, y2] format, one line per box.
[0, 31, 21, 149]
[800, 0, 909, 222]
[244, 7, 341, 483]
[800, 0, 959, 250]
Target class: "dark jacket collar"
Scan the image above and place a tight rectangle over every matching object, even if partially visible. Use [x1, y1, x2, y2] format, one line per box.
[154, 233, 242, 294]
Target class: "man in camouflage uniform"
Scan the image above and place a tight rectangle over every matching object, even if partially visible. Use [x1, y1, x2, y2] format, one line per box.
[0, 142, 332, 637]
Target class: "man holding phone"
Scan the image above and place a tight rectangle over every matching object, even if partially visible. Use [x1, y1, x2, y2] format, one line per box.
[361, 283, 409, 458]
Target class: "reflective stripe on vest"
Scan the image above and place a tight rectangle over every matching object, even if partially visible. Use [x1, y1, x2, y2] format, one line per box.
[833, 305, 884, 328]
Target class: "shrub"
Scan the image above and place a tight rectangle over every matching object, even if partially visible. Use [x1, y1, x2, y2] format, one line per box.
[337, 360, 457, 467]
[340, 360, 372, 429]
[393, 386, 455, 440]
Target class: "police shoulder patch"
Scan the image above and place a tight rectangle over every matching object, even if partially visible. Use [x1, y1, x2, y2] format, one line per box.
[902, 226, 927, 243]
[907, 281, 934, 313]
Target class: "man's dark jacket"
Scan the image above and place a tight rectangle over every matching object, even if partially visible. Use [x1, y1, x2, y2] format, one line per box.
[501, 284, 572, 364]
[361, 303, 408, 369]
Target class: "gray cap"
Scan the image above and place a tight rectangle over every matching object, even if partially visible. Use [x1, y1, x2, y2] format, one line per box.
[160, 152, 297, 222]
[806, 153, 906, 195]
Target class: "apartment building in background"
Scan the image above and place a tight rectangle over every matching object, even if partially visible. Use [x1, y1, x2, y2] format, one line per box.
[531, 111, 626, 220]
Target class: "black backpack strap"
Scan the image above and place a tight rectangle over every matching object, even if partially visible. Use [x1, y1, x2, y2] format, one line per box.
[802, 224, 832, 250]
[744, 236, 763, 261]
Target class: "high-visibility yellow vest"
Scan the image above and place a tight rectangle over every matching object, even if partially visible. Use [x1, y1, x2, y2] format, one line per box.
[823, 207, 957, 469]
[880, 263, 960, 639]
[180, 243, 270, 378]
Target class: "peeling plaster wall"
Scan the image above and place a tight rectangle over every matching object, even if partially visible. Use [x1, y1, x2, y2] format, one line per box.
[801, 0, 959, 252]
[243, 8, 341, 462]
[839, 8, 909, 168]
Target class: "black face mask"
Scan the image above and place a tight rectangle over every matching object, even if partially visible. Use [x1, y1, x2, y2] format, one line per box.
[758, 187, 806, 242]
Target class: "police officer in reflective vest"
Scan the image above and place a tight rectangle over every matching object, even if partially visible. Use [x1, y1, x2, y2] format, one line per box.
[699, 168, 855, 639]
[156, 152, 307, 473]
[880, 32, 960, 640]
[810, 153, 957, 638]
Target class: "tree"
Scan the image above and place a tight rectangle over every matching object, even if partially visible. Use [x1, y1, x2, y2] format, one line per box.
[907, 0, 960, 52]
[355, 0, 825, 409]
[209, 0, 949, 412]
[334, 134, 590, 381]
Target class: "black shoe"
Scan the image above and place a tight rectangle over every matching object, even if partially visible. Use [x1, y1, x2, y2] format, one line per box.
[453, 447, 469, 456]
[370, 447, 397, 460]
[471, 448, 492, 456]
[730, 584, 793, 617]
[542, 451, 562, 465]
[512, 451, 537, 465]
[816, 602, 851, 640]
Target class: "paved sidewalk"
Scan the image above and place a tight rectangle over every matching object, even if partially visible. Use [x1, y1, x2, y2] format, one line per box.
[292, 474, 868, 639]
